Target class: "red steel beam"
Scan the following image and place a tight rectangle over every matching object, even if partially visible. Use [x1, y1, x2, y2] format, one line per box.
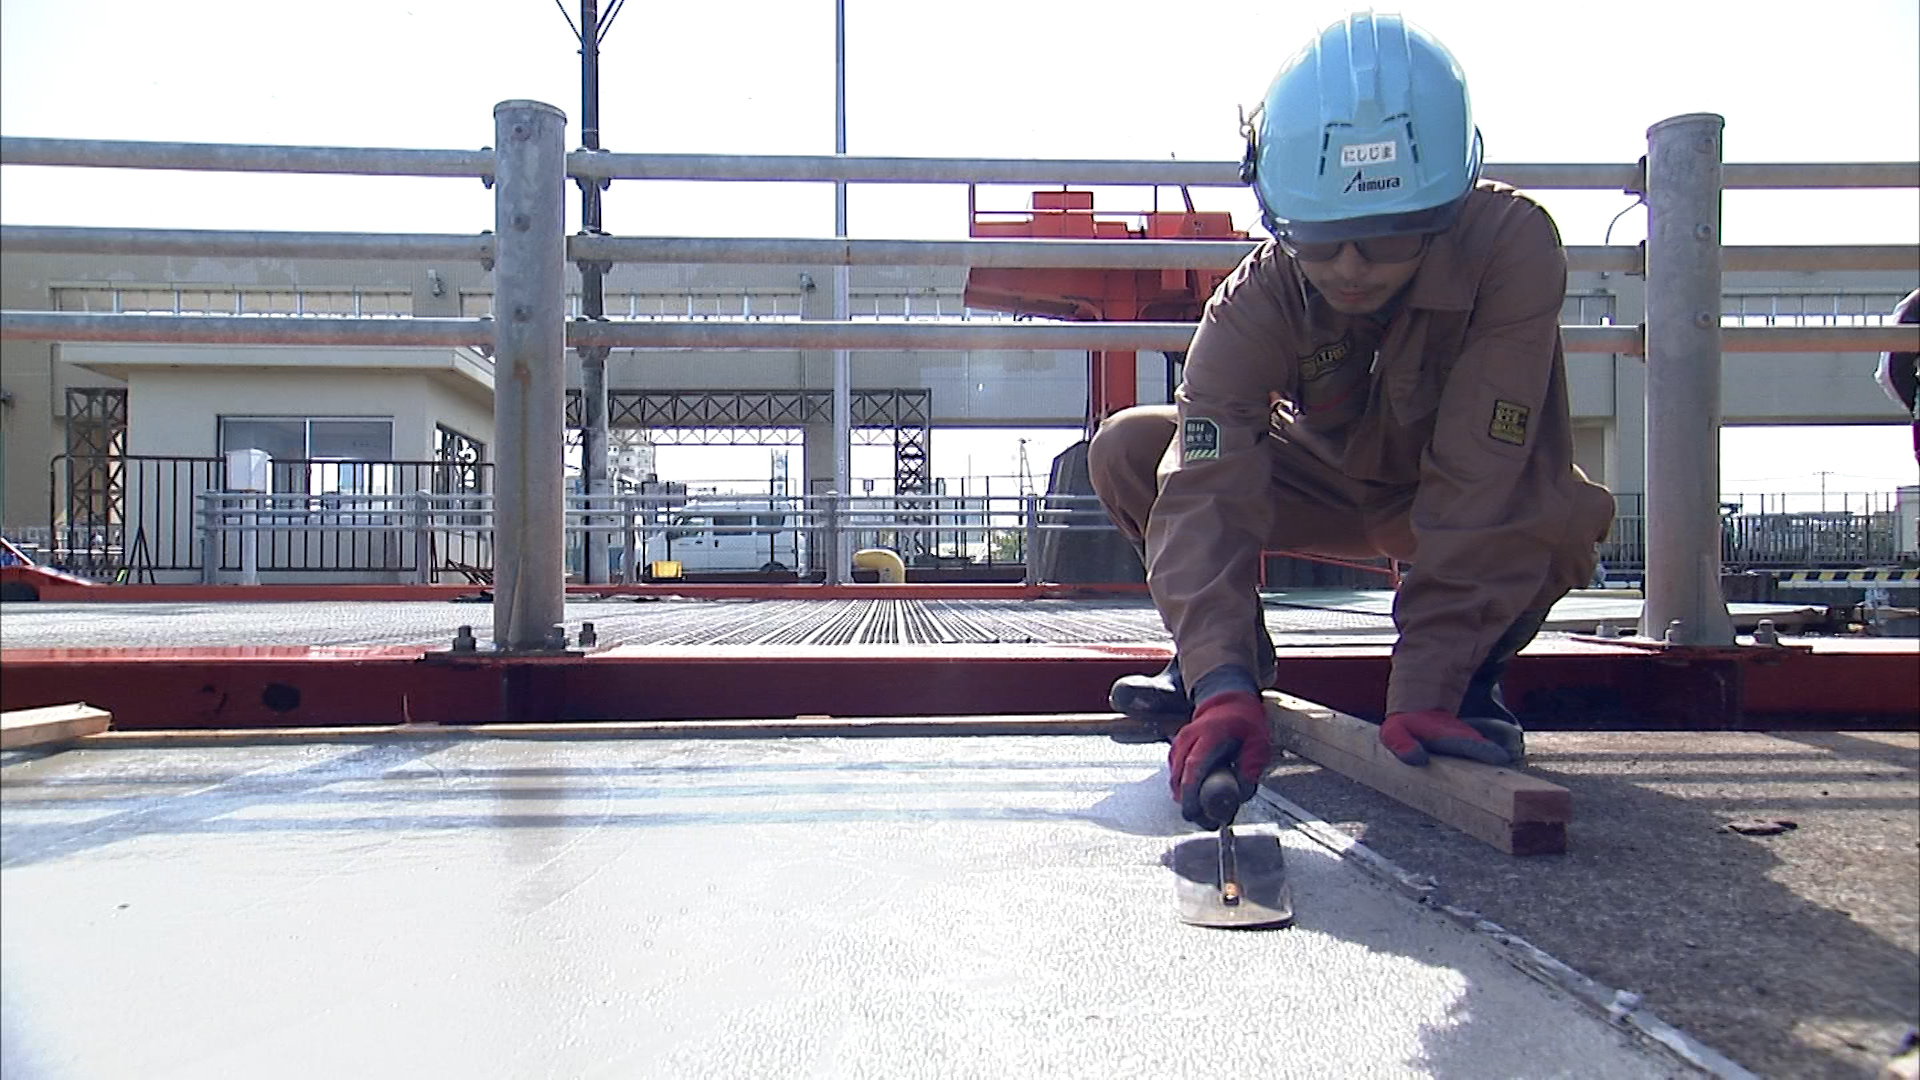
[3, 639, 1911, 732]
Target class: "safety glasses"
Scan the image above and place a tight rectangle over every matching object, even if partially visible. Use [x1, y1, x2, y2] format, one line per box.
[1277, 232, 1431, 264]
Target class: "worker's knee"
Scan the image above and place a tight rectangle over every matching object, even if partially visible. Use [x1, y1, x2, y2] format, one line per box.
[1088, 405, 1177, 501]
[1534, 480, 1619, 604]
[1568, 470, 1616, 542]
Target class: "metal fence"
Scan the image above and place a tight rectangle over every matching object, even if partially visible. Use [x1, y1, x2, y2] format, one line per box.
[40, 466, 1911, 586]
[1596, 492, 1910, 576]
[181, 489, 1107, 586]
[197, 490, 488, 584]
[1596, 515, 1906, 578]
[45, 456, 492, 581]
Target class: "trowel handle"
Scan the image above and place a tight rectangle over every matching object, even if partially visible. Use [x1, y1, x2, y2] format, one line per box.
[1199, 767, 1244, 827]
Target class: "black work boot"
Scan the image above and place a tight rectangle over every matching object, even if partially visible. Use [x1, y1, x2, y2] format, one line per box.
[1109, 657, 1188, 720]
[1106, 658, 1189, 743]
[1456, 607, 1550, 766]
[1107, 606, 1277, 744]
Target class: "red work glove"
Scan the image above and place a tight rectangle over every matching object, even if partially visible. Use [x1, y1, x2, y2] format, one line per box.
[1380, 709, 1513, 767]
[1168, 691, 1271, 827]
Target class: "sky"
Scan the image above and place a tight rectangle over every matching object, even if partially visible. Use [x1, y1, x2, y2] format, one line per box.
[2, 0, 1916, 497]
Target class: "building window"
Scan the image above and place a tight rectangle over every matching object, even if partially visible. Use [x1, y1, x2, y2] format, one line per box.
[461, 289, 809, 321]
[219, 416, 395, 494]
[220, 417, 392, 459]
[1561, 294, 1617, 325]
[1722, 292, 1910, 327]
[434, 425, 487, 496]
[55, 285, 412, 317]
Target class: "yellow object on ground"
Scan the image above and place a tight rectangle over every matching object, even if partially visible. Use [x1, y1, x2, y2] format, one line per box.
[648, 560, 683, 580]
[853, 548, 906, 583]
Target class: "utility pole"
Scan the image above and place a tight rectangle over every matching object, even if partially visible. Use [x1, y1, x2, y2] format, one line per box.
[559, 0, 623, 582]
[831, 0, 851, 580]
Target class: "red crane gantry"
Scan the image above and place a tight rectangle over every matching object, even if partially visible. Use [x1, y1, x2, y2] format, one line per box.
[963, 188, 1247, 435]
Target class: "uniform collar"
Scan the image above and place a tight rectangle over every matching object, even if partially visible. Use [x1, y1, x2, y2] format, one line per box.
[1402, 223, 1476, 312]
[1296, 278, 1402, 332]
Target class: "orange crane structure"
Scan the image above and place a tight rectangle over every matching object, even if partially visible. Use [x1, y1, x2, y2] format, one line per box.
[963, 188, 1247, 434]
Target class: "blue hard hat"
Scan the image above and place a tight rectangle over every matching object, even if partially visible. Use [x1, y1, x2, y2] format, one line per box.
[1242, 12, 1483, 242]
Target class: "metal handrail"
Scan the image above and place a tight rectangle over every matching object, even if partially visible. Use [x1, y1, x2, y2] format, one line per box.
[8, 136, 1915, 190]
[11, 311, 1915, 356]
[7, 225, 1916, 276]
[0, 137, 492, 177]
[0, 225, 494, 262]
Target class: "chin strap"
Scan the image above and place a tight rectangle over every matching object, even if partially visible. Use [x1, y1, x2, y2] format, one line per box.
[1237, 103, 1264, 186]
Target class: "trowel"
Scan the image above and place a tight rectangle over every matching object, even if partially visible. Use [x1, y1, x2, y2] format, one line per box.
[1170, 768, 1293, 929]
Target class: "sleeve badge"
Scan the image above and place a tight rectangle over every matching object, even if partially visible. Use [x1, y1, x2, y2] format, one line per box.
[1489, 400, 1531, 446]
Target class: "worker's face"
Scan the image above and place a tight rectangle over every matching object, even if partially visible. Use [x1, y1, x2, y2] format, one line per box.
[1294, 240, 1427, 315]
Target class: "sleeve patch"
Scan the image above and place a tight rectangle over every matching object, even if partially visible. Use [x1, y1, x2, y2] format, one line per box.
[1181, 417, 1221, 462]
[1488, 400, 1530, 446]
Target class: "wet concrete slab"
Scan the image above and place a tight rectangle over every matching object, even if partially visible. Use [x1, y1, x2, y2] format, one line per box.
[2, 736, 1680, 1079]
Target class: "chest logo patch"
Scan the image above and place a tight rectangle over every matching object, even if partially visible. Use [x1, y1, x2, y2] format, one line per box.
[1182, 417, 1221, 462]
[1489, 400, 1531, 446]
[1299, 339, 1349, 382]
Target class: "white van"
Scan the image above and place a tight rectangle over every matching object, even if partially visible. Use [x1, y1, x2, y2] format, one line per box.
[640, 498, 807, 574]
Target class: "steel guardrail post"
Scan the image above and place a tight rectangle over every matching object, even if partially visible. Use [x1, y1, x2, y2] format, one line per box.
[240, 494, 260, 586]
[1023, 493, 1040, 587]
[412, 490, 434, 585]
[823, 492, 844, 586]
[197, 493, 216, 585]
[1642, 114, 1737, 645]
[491, 100, 570, 650]
[621, 494, 638, 584]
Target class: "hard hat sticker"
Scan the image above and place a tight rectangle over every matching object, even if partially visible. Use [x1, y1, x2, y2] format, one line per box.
[1182, 417, 1222, 462]
[1339, 141, 1398, 168]
[1344, 170, 1402, 194]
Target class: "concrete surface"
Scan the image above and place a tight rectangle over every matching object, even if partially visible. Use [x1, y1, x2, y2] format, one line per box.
[1266, 731, 1920, 1080]
[3, 736, 1681, 1080]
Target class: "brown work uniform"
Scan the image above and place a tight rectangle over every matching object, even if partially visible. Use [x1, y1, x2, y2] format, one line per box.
[1089, 181, 1615, 716]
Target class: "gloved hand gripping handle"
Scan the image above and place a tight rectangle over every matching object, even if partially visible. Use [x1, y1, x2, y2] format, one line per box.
[1199, 766, 1246, 830]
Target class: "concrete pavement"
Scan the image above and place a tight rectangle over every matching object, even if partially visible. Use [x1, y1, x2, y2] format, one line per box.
[2, 735, 1683, 1079]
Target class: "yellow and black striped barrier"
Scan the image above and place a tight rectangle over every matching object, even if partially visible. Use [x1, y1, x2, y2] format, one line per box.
[1774, 569, 1919, 587]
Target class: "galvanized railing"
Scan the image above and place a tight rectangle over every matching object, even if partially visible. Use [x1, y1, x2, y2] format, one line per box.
[171, 489, 1905, 585]
[46, 455, 492, 580]
[182, 489, 1124, 586]
[5, 111, 1919, 647]
[30, 470, 1906, 586]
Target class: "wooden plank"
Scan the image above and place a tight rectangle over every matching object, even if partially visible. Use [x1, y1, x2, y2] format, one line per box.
[1, 703, 111, 750]
[1282, 720, 1570, 824]
[1266, 691, 1571, 821]
[1263, 691, 1570, 856]
[1277, 727, 1565, 855]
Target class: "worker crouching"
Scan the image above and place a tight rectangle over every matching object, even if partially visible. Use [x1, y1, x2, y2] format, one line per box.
[1092, 11, 1615, 827]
